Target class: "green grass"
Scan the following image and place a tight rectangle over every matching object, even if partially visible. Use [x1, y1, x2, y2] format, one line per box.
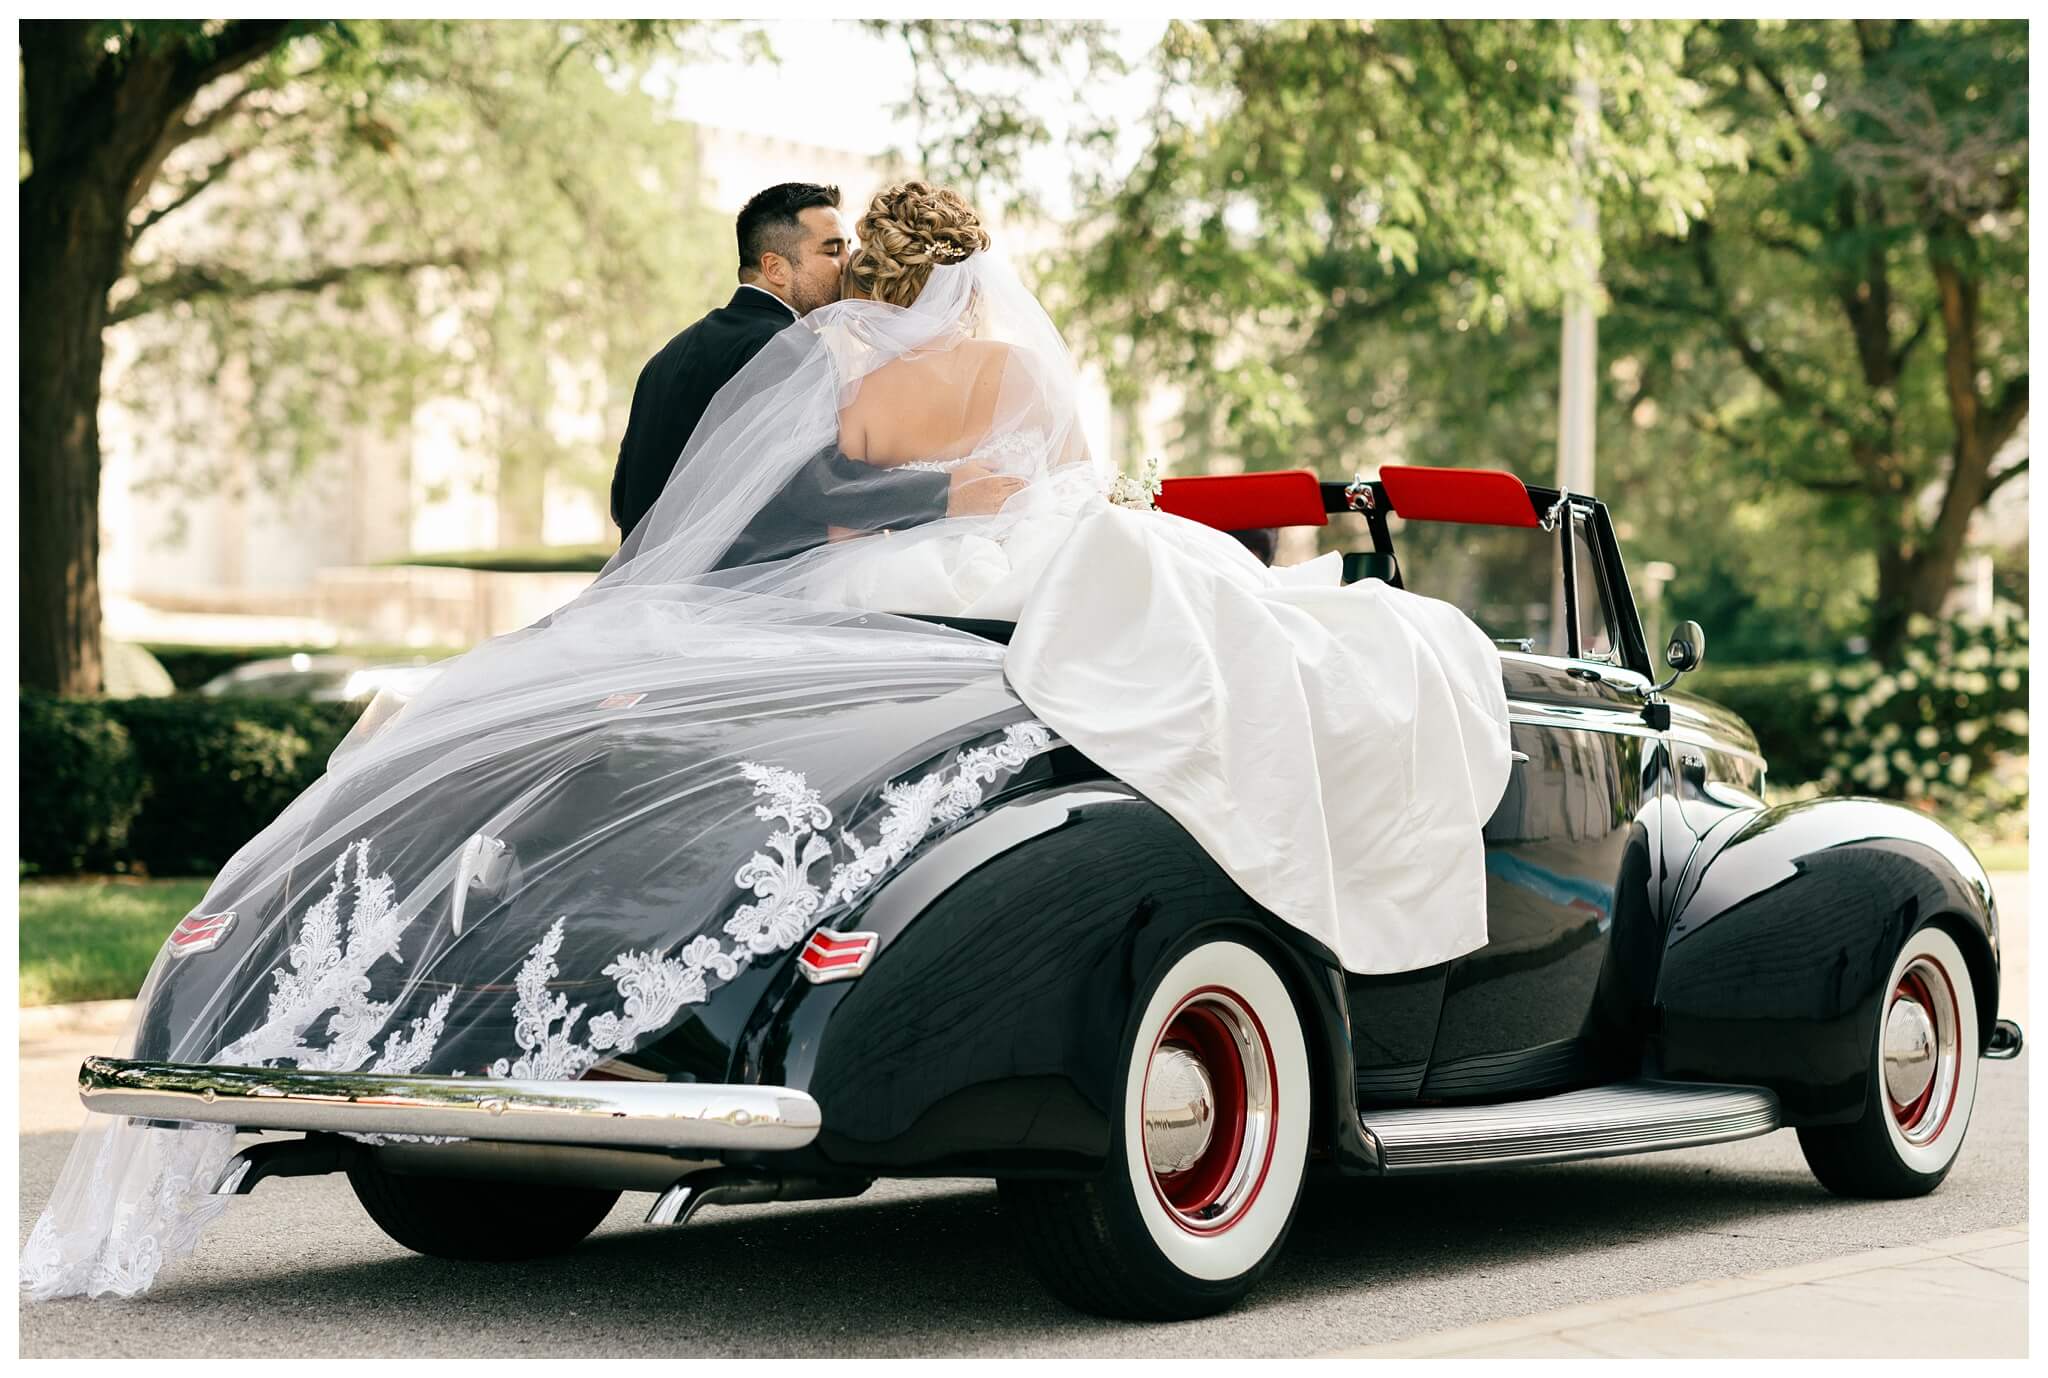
[1971, 839, 2030, 873]
[19, 876, 210, 1006]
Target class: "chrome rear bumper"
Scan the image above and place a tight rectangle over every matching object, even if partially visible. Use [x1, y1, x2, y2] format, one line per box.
[78, 1056, 821, 1152]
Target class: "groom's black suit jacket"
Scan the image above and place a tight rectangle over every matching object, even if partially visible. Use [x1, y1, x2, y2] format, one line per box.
[610, 286, 950, 567]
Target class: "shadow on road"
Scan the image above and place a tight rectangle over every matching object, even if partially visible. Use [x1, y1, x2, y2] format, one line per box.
[44, 1151, 1841, 1351]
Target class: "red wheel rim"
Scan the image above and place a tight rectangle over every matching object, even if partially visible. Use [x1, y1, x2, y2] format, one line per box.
[1885, 955, 1960, 1146]
[1142, 985, 1277, 1236]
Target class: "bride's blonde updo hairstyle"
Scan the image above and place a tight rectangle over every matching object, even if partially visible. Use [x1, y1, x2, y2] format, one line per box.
[845, 180, 992, 307]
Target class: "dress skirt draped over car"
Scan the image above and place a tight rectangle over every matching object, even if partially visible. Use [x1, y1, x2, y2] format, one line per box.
[1008, 501, 1512, 975]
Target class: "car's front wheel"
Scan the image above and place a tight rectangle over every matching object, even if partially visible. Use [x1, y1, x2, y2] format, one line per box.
[1001, 935, 1312, 1320]
[348, 1159, 620, 1261]
[1798, 922, 1982, 1198]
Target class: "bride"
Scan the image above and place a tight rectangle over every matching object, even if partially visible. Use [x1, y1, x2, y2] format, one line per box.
[21, 181, 1509, 1300]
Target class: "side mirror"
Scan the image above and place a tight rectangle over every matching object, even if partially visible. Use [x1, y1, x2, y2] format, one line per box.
[1665, 620, 1706, 675]
[1641, 620, 1705, 732]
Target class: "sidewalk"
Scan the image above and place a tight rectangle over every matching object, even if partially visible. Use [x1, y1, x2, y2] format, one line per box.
[18, 997, 133, 1135]
[1328, 1225, 2029, 1358]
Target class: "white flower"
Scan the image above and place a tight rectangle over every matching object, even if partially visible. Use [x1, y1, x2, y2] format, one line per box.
[1907, 613, 1937, 638]
[1957, 721, 1982, 745]
[1108, 456, 1165, 510]
[1897, 671, 1918, 691]
[1998, 670, 2022, 691]
[1847, 702, 1869, 727]
[1915, 726, 1940, 749]
[1890, 749, 1915, 772]
[1997, 710, 2029, 734]
[1818, 694, 1839, 715]
[1868, 680, 1897, 707]
[1948, 756, 1973, 786]
[1808, 670, 1831, 692]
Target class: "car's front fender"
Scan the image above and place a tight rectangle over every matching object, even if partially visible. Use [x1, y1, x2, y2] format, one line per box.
[1654, 796, 1999, 1124]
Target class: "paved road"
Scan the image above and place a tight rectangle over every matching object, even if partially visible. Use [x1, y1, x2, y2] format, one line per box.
[18, 879, 2029, 1358]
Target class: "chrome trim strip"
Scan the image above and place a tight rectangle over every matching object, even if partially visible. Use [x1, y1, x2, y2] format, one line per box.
[1360, 1079, 1779, 1174]
[78, 1056, 821, 1152]
[1506, 711, 1662, 741]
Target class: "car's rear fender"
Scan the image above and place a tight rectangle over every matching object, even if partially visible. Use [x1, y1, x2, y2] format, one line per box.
[723, 782, 1363, 1181]
[1653, 797, 1999, 1124]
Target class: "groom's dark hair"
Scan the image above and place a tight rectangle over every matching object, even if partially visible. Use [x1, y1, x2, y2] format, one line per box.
[736, 182, 841, 280]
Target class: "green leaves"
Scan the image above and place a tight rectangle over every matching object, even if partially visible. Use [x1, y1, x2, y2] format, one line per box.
[1067, 18, 2025, 662]
[110, 20, 732, 516]
[1061, 19, 1735, 477]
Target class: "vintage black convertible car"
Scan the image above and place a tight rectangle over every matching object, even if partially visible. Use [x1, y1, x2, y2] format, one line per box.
[81, 465, 2023, 1320]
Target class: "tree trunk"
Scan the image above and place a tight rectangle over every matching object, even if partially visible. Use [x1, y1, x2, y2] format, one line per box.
[19, 170, 128, 695]
[1873, 533, 1980, 664]
[19, 19, 291, 694]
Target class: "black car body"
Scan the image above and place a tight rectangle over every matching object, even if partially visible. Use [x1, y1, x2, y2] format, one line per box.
[84, 466, 2023, 1319]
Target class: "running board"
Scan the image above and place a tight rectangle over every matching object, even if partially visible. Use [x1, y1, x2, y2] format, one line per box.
[1359, 1080, 1780, 1174]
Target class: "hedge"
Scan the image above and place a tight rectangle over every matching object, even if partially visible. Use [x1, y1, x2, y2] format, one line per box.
[1685, 660, 1834, 785]
[19, 693, 146, 874]
[111, 697, 365, 875]
[20, 695, 366, 876]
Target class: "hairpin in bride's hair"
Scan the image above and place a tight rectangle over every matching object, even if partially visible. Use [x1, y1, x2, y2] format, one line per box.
[931, 241, 971, 263]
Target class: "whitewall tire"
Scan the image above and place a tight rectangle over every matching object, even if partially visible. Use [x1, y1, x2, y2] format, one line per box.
[1798, 923, 1981, 1198]
[1002, 935, 1313, 1319]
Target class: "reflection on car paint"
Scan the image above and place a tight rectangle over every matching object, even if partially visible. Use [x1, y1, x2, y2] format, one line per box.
[1485, 849, 1615, 930]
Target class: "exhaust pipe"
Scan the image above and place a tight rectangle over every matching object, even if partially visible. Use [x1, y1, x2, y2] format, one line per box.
[646, 1168, 871, 1226]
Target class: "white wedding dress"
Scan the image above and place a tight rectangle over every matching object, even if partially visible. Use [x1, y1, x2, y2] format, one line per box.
[808, 466, 1511, 974]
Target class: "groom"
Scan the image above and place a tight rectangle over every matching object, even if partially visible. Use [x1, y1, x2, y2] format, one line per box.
[610, 182, 1021, 565]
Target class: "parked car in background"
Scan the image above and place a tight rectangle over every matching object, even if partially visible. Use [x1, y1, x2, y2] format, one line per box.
[197, 653, 438, 704]
[101, 639, 176, 698]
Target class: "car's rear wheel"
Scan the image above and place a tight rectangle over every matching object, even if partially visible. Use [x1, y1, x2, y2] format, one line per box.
[347, 1159, 620, 1261]
[1001, 935, 1312, 1320]
[1798, 923, 1981, 1199]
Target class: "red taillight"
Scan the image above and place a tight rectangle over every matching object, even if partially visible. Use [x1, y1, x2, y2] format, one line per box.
[168, 910, 237, 958]
[797, 930, 879, 984]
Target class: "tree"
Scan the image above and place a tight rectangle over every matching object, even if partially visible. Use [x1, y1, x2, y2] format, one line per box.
[24, 20, 302, 694]
[1062, 18, 2026, 663]
[1609, 19, 2027, 661]
[20, 18, 1115, 694]
[1058, 20, 1730, 467]
[104, 22, 736, 549]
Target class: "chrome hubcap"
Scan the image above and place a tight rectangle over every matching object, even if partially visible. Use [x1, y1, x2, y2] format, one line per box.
[1142, 989, 1276, 1233]
[1882, 998, 1937, 1107]
[1885, 956, 1960, 1146]
[1143, 1045, 1216, 1175]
